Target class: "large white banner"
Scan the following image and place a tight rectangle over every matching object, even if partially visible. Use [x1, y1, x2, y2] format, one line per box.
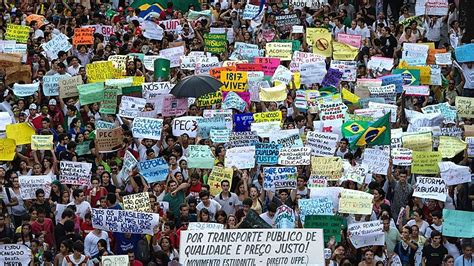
[179, 229, 325, 266]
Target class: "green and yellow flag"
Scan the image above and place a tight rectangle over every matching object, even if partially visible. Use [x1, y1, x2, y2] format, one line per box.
[350, 112, 391, 150]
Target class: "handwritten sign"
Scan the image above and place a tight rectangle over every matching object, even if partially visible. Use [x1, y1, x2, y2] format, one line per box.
[5, 24, 30, 43]
[188, 145, 215, 169]
[412, 151, 442, 174]
[0, 244, 32, 265]
[0, 139, 16, 161]
[123, 192, 151, 212]
[278, 147, 311, 165]
[338, 189, 374, 215]
[208, 167, 233, 196]
[221, 71, 248, 92]
[73, 28, 94, 45]
[19, 175, 52, 199]
[139, 157, 169, 183]
[442, 209, 474, 238]
[31, 135, 53, 150]
[6, 123, 35, 145]
[95, 127, 123, 153]
[362, 148, 390, 175]
[132, 117, 163, 140]
[91, 208, 159, 235]
[59, 161, 92, 185]
[413, 176, 446, 202]
[311, 157, 343, 181]
[348, 221, 384, 248]
[224, 146, 256, 169]
[263, 167, 297, 190]
[255, 142, 280, 165]
[455, 96, 474, 118]
[266, 42, 292, 60]
[306, 131, 338, 156]
[438, 136, 466, 158]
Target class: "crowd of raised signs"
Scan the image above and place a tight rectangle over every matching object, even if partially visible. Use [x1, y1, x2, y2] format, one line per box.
[0, 0, 474, 265]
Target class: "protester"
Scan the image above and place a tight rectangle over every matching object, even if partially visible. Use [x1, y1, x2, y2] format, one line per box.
[0, 0, 473, 265]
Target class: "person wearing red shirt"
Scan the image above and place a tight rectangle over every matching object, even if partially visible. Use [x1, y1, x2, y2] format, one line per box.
[86, 177, 108, 208]
[31, 207, 55, 248]
[128, 249, 144, 266]
[187, 173, 202, 199]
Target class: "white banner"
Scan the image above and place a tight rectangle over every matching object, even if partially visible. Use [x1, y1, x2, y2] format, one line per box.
[413, 176, 447, 202]
[0, 244, 32, 265]
[179, 229, 325, 265]
[306, 131, 338, 156]
[59, 161, 92, 185]
[348, 221, 384, 249]
[91, 208, 159, 235]
[224, 146, 256, 169]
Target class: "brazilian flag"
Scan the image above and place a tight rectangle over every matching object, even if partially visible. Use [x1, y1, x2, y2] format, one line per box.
[350, 112, 391, 150]
[342, 120, 371, 144]
[130, 0, 167, 18]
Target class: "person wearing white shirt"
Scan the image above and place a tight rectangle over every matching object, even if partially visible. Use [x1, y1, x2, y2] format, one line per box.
[461, 63, 474, 97]
[346, 20, 361, 36]
[84, 229, 111, 257]
[357, 18, 371, 46]
[259, 202, 277, 227]
[196, 190, 222, 221]
[423, 16, 446, 48]
[67, 189, 92, 219]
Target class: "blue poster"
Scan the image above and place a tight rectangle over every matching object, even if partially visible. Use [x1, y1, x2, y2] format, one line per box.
[139, 157, 169, 183]
[233, 113, 254, 132]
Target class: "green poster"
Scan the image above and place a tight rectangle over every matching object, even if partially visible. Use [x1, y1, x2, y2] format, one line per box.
[204, 33, 227, 54]
[76, 141, 91, 156]
[392, 69, 420, 86]
[77, 82, 105, 106]
[100, 87, 119, 114]
[274, 39, 301, 52]
[154, 58, 170, 80]
[304, 215, 345, 242]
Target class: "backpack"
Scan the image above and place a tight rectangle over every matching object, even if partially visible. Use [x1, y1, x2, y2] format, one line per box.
[135, 237, 151, 263]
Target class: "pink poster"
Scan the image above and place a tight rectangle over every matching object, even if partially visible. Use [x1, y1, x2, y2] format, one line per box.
[254, 57, 281, 76]
[337, 33, 362, 48]
[162, 95, 188, 116]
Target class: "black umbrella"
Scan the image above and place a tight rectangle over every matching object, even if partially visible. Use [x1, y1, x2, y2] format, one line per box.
[170, 74, 224, 98]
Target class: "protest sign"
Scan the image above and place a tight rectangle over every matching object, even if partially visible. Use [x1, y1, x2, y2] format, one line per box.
[306, 131, 338, 156]
[188, 145, 215, 169]
[0, 244, 32, 265]
[76, 141, 91, 156]
[12, 83, 39, 97]
[438, 161, 471, 185]
[338, 189, 374, 215]
[278, 147, 311, 165]
[197, 115, 227, 139]
[0, 139, 16, 161]
[253, 111, 282, 123]
[307, 175, 328, 188]
[442, 209, 474, 238]
[102, 255, 129, 266]
[275, 14, 300, 27]
[332, 41, 359, 61]
[311, 157, 343, 181]
[210, 129, 231, 143]
[236, 63, 263, 72]
[413, 176, 446, 202]
[5, 24, 30, 43]
[321, 68, 343, 88]
[179, 229, 324, 265]
[123, 192, 151, 212]
[108, 55, 131, 71]
[402, 43, 429, 65]
[19, 174, 52, 199]
[234, 113, 254, 132]
[105, 77, 133, 88]
[119, 96, 146, 118]
[319, 101, 347, 121]
[254, 57, 281, 76]
[225, 146, 256, 169]
[159, 19, 180, 32]
[402, 132, 432, 151]
[271, 65, 292, 85]
[58, 75, 82, 98]
[337, 33, 361, 48]
[91, 208, 159, 235]
[0, 112, 12, 130]
[208, 167, 233, 196]
[362, 148, 390, 175]
[203, 109, 233, 129]
[412, 151, 442, 174]
[403, 85, 430, 96]
[300, 62, 327, 85]
[73, 28, 94, 45]
[228, 131, 259, 148]
[42, 34, 72, 59]
[77, 82, 104, 105]
[242, 3, 261, 19]
[304, 215, 344, 242]
[259, 84, 287, 102]
[204, 33, 226, 54]
[341, 163, 370, 185]
[348, 221, 384, 249]
[221, 71, 248, 92]
[251, 121, 281, 138]
[42, 75, 62, 96]
[454, 44, 474, 63]
[188, 222, 224, 231]
[31, 135, 53, 151]
[59, 161, 92, 185]
[255, 143, 280, 165]
[99, 87, 119, 114]
[196, 91, 222, 107]
[86, 61, 116, 83]
[132, 117, 163, 140]
[161, 95, 188, 116]
[438, 136, 466, 158]
[274, 205, 296, 229]
[6, 122, 35, 145]
[266, 42, 293, 60]
[435, 52, 452, 65]
[270, 129, 303, 148]
[468, 137, 474, 157]
[159, 46, 185, 68]
[309, 28, 332, 57]
[299, 198, 334, 222]
[381, 74, 404, 93]
[231, 42, 262, 60]
[368, 84, 396, 104]
[96, 120, 115, 129]
[392, 148, 413, 166]
[455, 96, 474, 118]
[425, 0, 449, 15]
[139, 157, 169, 183]
[330, 60, 357, 82]
[95, 128, 123, 153]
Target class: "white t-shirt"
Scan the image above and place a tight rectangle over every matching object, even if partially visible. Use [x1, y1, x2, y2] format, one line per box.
[67, 200, 91, 219]
[406, 219, 430, 236]
[260, 212, 275, 227]
[196, 199, 222, 221]
[462, 64, 474, 89]
[423, 19, 443, 42]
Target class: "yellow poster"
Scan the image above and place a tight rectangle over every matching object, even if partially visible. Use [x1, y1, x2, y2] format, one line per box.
[208, 166, 233, 196]
[342, 88, 360, 104]
[402, 132, 432, 151]
[132, 76, 145, 86]
[5, 24, 30, 43]
[259, 84, 287, 102]
[293, 72, 301, 89]
[311, 156, 343, 181]
[438, 136, 467, 158]
[122, 192, 152, 212]
[196, 91, 223, 107]
[455, 96, 474, 118]
[253, 111, 282, 123]
[6, 123, 36, 145]
[338, 189, 374, 215]
[0, 139, 16, 161]
[332, 41, 359, 61]
[412, 151, 442, 174]
[311, 29, 332, 58]
[265, 42, 292, 61]
[31, 135, 54, 150]
[86, 61, 116, 83]
[220, 71, 248, 92]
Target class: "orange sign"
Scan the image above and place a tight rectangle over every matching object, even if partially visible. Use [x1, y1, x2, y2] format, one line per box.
[73, 28, 94, 46]
[209, 66, 236, 79]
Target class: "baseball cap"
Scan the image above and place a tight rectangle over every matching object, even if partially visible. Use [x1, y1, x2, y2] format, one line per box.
[29, 103, 37, 109]
[49, 99, 57, 105]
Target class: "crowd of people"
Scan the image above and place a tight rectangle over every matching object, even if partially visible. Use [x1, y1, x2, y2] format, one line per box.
[0, 0, 473, 265]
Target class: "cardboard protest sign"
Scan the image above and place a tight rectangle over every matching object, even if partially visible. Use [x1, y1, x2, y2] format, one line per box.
[19, 175, 52, 199]
[99, 87, 119, 114]
[221, 71, 248, 92]
[73, 28, 94, 45]
[76, 141, 91, 156]
[455, 96, 474, 118]
[413, 176, 447, 202]
[139, 157, 169, 183]
[132, 117, 163, 140]
[338, 189, 374, 215]
[29, 135, 53, 151]
[204, 33, 227, 54]
[91, 208, 159, 235]
[348, 221, 384, 248]
[159, 19, 180, 32]
[59, 161, 92, 185]
[123, 192, 152, 212]
[5, 24, 30, 43]
[255, 143, 280, 165]
[0, 244, 32, 265]
[402, 43, 429, 65]
[438, 136, 466, 158]
[304, 215, 344, 242]
[266, 42, 293, 60]
[108, 55, 131, 71]
[330, 60, 357, 82]
[225, 146, 256, 169]
[188, 222, 224, 230]
[86, 61, 116, 83]
[278, 147, 311, 165]
[58, 75, 82, 98]
[0, 139, 16, 161]
[300, 62, 327, 85]
[188, 145, 215, 169]
[6, 123, 35, 145]
[368, 84, 396, 104]
[221, 91, 247, 112]
[309, 28, 332, 57]
[203, 109, 233, 129]
[77, 82, 105, 105]
[411, 151, 442, 174]
[306, 131, 338, 156]
[179, 229, 325, 265]
[321, 68, 343, 88]
[311, 157, 343, 181]
[442, 209, 474, 238]
[435, 52, 452, 65]
[362, 148, 390, 175]
[102, 255, 129, 266]
[208, 166, 233, 196]
[105, 77, 133, 88]
[95, 128, 123, 153]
